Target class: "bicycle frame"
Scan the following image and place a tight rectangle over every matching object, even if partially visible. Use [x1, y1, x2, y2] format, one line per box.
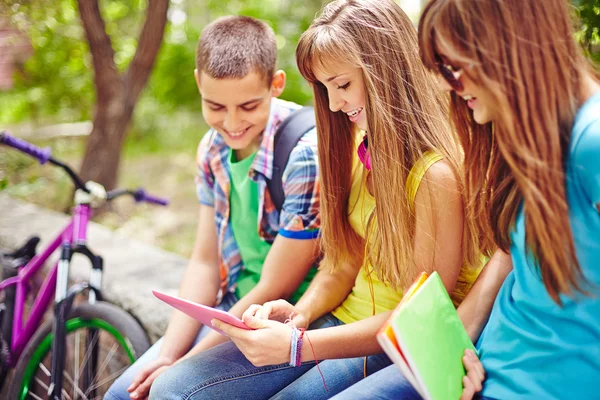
[0, 203, 102, 366]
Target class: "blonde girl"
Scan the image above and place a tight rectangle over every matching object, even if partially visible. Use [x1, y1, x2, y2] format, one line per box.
[334, 0, 600, 399]
[149, 1, 488, 398]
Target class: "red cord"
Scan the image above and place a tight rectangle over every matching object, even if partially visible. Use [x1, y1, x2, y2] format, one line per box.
[286, 313, 328, 392]
[300, 328, 329, 392]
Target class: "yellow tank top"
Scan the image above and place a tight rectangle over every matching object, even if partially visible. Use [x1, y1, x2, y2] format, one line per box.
[332, 151, 483, 324]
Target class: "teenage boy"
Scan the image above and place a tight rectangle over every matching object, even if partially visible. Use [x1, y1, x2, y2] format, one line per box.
[105, 15, 320, 400]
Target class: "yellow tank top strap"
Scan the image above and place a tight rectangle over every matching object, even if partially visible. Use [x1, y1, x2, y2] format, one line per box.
[405, 151, 444, 209]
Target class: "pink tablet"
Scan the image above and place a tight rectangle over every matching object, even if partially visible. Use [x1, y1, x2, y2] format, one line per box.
[152, 290, 253, 335]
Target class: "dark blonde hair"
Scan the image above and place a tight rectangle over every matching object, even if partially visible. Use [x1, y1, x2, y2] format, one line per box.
[196, 16, 276, 85]
[297, 0, 485, 289]
[419, 0, 599, 304]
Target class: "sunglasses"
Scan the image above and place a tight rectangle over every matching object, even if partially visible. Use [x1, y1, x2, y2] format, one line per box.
[437, 62, 464, 92]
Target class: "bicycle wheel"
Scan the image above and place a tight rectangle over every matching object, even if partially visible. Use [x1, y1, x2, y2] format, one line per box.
[8, 301, 150, 400]
[0, 257, 18, 389]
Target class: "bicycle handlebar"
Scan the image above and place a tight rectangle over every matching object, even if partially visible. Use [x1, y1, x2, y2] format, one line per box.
[2, 131, 169, 207]
[1, 131, 52, 164]
[106, 188, 169, 206]
[133, 189, 169, 206]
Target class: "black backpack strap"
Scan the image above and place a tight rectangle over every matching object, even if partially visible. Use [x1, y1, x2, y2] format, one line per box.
[268, 106, 316, 214]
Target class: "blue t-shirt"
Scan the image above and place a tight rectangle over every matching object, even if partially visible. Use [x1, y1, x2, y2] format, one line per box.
[477, 91, 600, 400]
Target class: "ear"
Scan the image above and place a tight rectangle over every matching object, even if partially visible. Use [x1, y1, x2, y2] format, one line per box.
[194, 69, 201, 90]
[271, 70, 286, 98]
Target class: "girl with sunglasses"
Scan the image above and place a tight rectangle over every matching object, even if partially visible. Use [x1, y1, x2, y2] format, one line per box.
[149, 0, 489, 398]
[333, 0, 600, 399]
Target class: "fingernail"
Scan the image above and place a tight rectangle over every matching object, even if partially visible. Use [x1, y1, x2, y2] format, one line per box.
[130, 393, 138, 399]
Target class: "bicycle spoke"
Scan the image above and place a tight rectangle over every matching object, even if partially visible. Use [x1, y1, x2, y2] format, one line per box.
[74, 329, 81, 400]
[62, 366, 89, 400]
[84, 364, 129, 395]
[39, 362, 51, 377]
[34, 376, 49, 391]
[61, 387, 74, 400]
[78, 328, 100, 377]
[89, 342, 119, 387]
[27, 391, 44, 400]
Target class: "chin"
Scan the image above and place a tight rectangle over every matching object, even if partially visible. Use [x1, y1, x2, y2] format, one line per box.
[473, 111, 492, 125]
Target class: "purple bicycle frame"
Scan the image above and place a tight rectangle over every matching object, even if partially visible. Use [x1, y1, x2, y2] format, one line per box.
[0, 204, 91, 366]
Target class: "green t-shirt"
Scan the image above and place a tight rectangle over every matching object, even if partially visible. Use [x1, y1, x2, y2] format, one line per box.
[228, 150, 315, 303]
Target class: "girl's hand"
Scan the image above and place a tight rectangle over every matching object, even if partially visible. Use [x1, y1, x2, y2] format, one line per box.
[243, 300, 310, 329]
[460, 349, 486, 400]
[212, 316, 293, 366]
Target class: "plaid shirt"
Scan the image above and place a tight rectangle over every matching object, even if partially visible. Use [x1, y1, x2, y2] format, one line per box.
[196, 98, 321, 295]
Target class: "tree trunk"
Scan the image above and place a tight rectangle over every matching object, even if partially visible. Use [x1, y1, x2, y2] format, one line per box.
[79, 94, 130, 191]
[78, 0, 169, 190]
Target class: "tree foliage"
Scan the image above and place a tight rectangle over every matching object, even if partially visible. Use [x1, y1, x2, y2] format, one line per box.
[1, 0, 596, 127]
[574, 0, 600, 63]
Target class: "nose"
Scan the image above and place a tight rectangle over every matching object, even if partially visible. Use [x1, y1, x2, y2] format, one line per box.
[223, 109, 242, 132]
[328, 91, 345, 113]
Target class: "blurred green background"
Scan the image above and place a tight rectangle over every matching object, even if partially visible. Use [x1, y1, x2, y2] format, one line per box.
[0, 0, 598, 256]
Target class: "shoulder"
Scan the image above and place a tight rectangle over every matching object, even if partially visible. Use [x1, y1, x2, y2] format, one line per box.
[424, 159, 458, 187]
[416, 159, 460, 206]
[272, 97, 302, 116]
[285, 128, 319, 173]
[571, 116, 600, 166]
[571, 92, 600, 160]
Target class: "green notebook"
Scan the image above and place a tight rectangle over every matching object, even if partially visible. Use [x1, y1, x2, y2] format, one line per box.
[381, 271, 476, 400]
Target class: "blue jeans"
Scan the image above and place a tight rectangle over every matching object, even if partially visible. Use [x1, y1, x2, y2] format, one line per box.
[332, 365, 495, 400]
[331, 365, 420, 400]
[149, 313, 392, 399]
[103, 293, 238, 400]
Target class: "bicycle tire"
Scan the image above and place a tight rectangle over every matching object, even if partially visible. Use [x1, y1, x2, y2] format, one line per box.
[7, 301, 150, 400]
[0, 259, 17, 390]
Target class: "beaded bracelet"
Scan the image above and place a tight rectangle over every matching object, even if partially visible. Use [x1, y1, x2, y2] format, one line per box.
[286, 323, 328, 391]
[289, 327, 305, 367]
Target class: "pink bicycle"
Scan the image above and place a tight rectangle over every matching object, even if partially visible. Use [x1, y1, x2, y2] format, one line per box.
[0, 131, 167, 399]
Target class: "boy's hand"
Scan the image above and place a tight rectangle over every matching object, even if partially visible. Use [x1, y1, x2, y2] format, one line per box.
[243, 299, 309, 329]
[128, 355, 176, 399]
[212, 316, 293, 366]
[460, 349, 486, 400]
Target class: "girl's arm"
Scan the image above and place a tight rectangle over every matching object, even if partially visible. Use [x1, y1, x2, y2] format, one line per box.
[181, 235, 321, 357]
[458, 249, 513, 342]
[411, 160, 466, 294]
[215, 160, 467, 364]
[294, 259, 362, 325]
[242, 258, 363, 330]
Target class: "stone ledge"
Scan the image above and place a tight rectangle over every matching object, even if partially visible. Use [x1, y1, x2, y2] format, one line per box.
[0, 193, 186, 342]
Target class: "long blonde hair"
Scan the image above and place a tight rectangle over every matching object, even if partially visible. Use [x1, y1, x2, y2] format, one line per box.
[419, 0, 599, 303]
[297, 0, 484, 289]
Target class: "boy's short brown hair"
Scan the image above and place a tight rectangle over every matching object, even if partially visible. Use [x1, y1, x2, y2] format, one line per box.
[196, 16, 277, 85]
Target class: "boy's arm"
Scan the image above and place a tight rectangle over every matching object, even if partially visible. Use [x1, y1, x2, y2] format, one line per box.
[458, 249, 513, 342]
[184, 138, 324, 355]
[158, 204, 221, 359]
[183, 235, 320, 356]
[127, 204, 221, 398]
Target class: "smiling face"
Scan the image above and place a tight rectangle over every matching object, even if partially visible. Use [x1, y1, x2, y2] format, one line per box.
[195, 69, 285, 159]
[313, 60, 368, 132]
[436, 56, 497, 125]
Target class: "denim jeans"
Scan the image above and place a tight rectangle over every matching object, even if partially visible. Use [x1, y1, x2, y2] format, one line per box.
[149, 313, 392, 400]
[103, 293, 238, 400]
[331, 364, 421, 400]
[332, 364, 495, 400]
